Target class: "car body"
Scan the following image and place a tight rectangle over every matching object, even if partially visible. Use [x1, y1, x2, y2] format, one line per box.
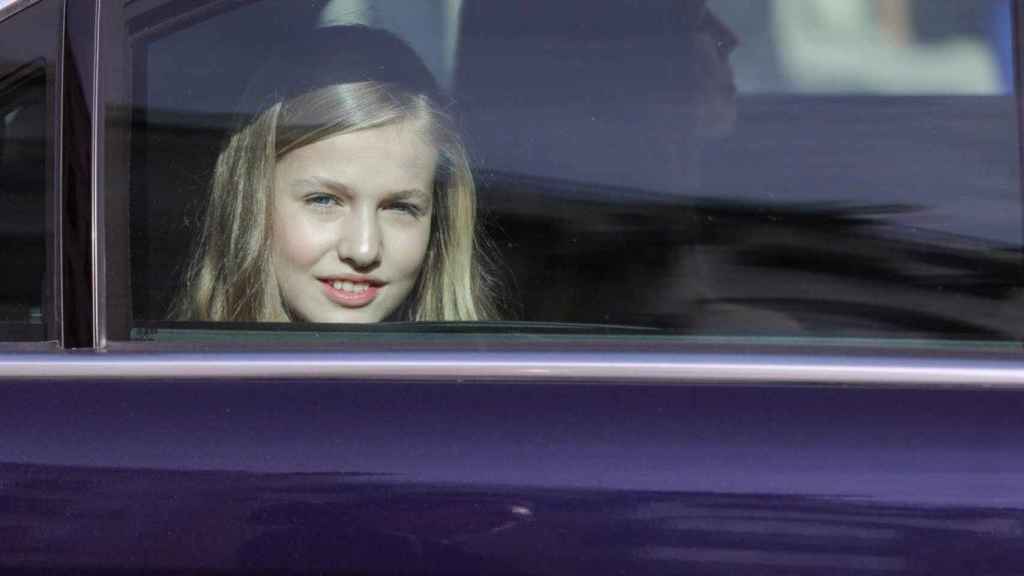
[1, 0, 1024, 573]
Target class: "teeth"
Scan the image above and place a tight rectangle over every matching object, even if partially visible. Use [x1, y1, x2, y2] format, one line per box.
[330, 280, 369, 293]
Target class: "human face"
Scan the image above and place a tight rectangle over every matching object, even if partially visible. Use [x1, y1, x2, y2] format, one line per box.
[271, 118, 437, 323]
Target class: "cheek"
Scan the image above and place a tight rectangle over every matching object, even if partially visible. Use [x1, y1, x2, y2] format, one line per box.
[390, 221, 432, 279]
[271, 210, 330, 271]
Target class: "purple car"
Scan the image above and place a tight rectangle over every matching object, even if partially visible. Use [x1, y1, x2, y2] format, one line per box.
[1, 0, 1023, 573]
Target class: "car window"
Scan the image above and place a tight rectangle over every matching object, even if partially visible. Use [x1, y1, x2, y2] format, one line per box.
[114, 0, 1022, 349]
[0, 0, 61, 342]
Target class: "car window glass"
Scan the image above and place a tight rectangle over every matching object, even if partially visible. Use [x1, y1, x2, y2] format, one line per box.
[0, 0, 60, 342]
[120, 0, 1022, 348]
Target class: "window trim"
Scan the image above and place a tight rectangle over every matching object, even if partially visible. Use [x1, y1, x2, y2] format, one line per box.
[0, 0, 42, 23]
[55, 0, 99, 349]
[1, 342, 1023, 389]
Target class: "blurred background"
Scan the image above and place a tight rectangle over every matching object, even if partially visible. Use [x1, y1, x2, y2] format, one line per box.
[309, 0, 1013, 95]
[718, 0, 1012, 95]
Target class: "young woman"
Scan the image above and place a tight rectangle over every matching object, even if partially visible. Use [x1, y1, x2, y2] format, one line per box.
[174, 26, 497, 323]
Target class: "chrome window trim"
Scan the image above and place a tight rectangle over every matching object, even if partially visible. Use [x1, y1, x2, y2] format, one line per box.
[1, 350, 1023, 388]
[54, 0, 66, 344]
[0, 0, 40, 23]
[90, 0, 103, 348]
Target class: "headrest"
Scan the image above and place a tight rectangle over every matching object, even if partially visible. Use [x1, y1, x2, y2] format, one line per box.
[236, 25, 442, 119]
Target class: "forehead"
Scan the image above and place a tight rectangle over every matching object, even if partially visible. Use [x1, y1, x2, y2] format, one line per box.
[275, 119, 439, 191]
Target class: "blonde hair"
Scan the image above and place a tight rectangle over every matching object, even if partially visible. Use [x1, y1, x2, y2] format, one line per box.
[174, 82, 497, 322]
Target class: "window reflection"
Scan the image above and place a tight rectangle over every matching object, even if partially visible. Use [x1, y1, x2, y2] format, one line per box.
[716, 0, 1011, 94]
[128, 0, 1022, 343]
[0, 61, 47, 338]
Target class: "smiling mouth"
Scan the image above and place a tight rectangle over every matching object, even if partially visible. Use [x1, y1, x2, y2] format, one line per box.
[320, 278, 383, 308]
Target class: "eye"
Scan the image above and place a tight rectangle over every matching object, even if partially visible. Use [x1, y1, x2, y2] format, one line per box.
[304, 193, 340, 210]
[385, 200, 425, 218]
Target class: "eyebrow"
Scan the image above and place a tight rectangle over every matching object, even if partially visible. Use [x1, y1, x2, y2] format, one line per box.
[290, 177, 350, 194]
[386, 188, 432, 203]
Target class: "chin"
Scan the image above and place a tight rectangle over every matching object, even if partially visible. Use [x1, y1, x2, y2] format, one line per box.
[325, 310, 385, 324]
[290, 306, 384, 324]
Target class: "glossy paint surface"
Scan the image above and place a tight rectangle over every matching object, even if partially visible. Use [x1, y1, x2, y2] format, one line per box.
[2, 376, 1024, 574]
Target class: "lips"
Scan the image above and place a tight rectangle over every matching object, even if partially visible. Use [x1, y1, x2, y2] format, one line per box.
[320, 277, 383, 308]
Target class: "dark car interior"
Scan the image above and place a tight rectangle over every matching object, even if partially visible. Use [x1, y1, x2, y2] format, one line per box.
[0, 60, 47, 340]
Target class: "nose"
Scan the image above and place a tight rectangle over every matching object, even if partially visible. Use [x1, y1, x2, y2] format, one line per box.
[337, 206, 381, 270]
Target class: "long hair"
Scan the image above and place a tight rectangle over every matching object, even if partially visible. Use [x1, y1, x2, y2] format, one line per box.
[173, 82, 497, 322]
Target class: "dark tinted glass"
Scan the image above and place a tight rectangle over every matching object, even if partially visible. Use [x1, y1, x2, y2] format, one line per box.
[0, 0, 59, 341]
[123, 0, 1022, 345]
